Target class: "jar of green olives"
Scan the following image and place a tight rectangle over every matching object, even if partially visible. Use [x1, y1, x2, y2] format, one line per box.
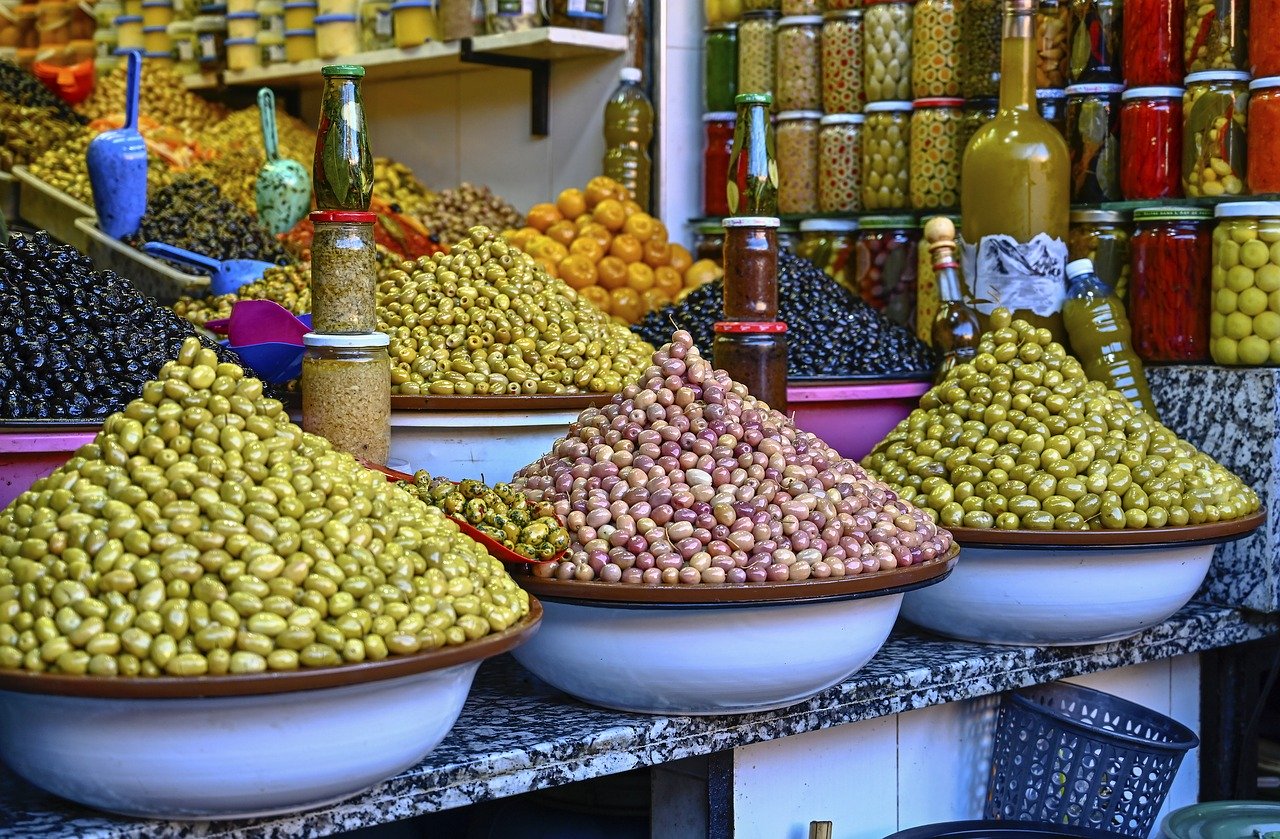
[1210, 202, 1280, 366]
[819, 112, 864, 212]
[958, 97, 997, 152]
[1068, 209, 1130, 299]
[782, 0, 822, 11]
[960, 0, 1001, 98]
[861, 100, 912, 210]
[1037, 87, 1067, 135]
[704, 23, 738, 112]
[911, 0, 960, 97]
[776, 110, 822, 214]
[797, 218, 860, 290]
[821, 9, 864, 112]
[863, 0, 913, 102]
[909, 97, 963, 209]
[1185, 0, 1246, 72]
[1065, 82, 1124, 203]
[855, 215, 920, 327]
[1182, 70, 1249, 198]
[775, 15, 823, 111]
[738, 10, 779, 107]
[1035, 0, 1069, 88]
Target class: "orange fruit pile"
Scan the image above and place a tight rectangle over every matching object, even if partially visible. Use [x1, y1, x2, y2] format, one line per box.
[506, 176, 722, 323]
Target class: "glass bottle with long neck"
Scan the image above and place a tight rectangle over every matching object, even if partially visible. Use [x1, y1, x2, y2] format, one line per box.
[924, 216, 981, 381]
[960, 0, 1070, 338]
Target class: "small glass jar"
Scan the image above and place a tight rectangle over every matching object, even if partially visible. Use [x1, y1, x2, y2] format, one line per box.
[1068, 0, 1121, 83]
[193, 13, 225, 72]
[1210, 203, 1280, 366]
[392, 0, 441, 45]
[358, 0, 393, 49]
[861, 100, 912, 210]
[167, 19, 198, 72]
[776, 110, 821, 214]
[695, 223, 726, 265]
[796, 218, 860, 290]
[1253, 0, 1280, 77]
[738, 10, 778, 107]
[775, 15, 822, 111]
[142, 0, 174, 27]
[818, 112, 864, 212]
[285, 26, 317, 58]
[302, 332, 391, 464]
[116, 13, 146, 48]
[486, 0, 542, 32]
[314, 11, 358, 56]
[960, 0, 1000, 98]
[908, 96, 962, 210]
[862, 0, 913, 102]
[704, 23, 738, 112]
[958, 97, 996, 151]
[1036, 87, 1067, 136]
[1068, 209, 1130, 299]
[703, 111, 736, 217]
[144, 23, 172, 52]
[1250, 78, 1280, 193]
[821, 9, 863, 113]
[1123, 0, 1183, 86]
[911, 0, 960, 98]
[225, 9, 258, 37]
[1035, 0, 1069, 88]
[315, 66, 373, 212]
[225, 34, 258, 68]
[258, 0, 285, 35]
[713, 321, 788, 411]
[310, 211, 377, 332]
[855, 215, 919, 328]
[1119, 86, 1184, 200]
[1065, 82, 1123, 203]
[723, 216, 781, 320]
[782, 0, 821, 12]
[283, 0, 316, 27]
[1182, 70, 1249, 197]
[1130, 205, 1212, 362]
[744, 0, 781, 8]
[1185, 0, 1246, 72]
[440, 0, 478, 37]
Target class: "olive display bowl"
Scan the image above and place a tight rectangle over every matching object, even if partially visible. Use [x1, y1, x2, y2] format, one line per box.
[0, 600, 542, 820]
[900, 512, 1265, 647]
[511, 552, 956, 715]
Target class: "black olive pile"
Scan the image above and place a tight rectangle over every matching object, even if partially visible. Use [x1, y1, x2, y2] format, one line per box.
[632, 250, 936, 379]
[0, 60, 86, 125]
[126, 177, 292, 274]
[0, 233, 240, 421]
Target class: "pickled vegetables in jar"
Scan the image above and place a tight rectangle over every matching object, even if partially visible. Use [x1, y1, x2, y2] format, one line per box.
[1182, 70, 1249, 197]
[909, 97, 962, 210]
[912, 0, 960, 97]
[776, 110, 821, 214]
[855, 215, 919, 328]
[863, 0, 913, 102]
[1035, 0, 1069, 87]
[822, 10, 864, 112]
[960, 0, 1001, 98]
[818, 113, 864, 212]
[1068, 0, 1122, 83]
[1123, 0, 1184, 85]
[1210, 202, 1280, 366]
[738, 10, 779, 107]
[1185, 0, 1247, 72]
[1248, 77, 1280, 194]
[1068, 209, 1130, 299]
[1065, 83, 1123, 203]
[861, 100, 912, 210]
[775, 15, 822, 110]
[796, 218, 860, 290]
[1119, 86, 1184, 199]
[1130, 206, 1212, 362]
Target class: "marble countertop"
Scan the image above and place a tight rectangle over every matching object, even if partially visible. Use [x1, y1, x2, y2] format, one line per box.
[1, 600, 1275, 839]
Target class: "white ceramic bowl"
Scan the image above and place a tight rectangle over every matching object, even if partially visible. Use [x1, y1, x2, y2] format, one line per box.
[390, 408, 582, 482]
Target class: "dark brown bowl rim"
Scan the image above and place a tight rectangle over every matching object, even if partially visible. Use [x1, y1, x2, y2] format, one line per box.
[389, 393, 610, 411]
[947, 509, 1266, 549]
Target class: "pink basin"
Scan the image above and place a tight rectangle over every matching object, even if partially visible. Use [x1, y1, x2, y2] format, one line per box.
[0, 428, 98, 509]
[788, 380, 930, 463]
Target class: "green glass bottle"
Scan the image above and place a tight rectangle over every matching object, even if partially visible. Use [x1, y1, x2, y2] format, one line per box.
[727, 92, 778, 216]
[314, 64, 374, 212]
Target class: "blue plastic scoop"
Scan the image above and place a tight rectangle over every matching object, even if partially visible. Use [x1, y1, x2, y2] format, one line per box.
[86, 50, 147, 239]
[141, 241, 277, 296]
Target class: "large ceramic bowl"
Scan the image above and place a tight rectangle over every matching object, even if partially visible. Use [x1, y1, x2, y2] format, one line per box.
[0, 601, 542, 820]
[512, 555, 956, 715]
[901, 514, 1264, 646]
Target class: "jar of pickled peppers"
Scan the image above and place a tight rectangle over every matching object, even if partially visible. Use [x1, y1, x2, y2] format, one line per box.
[1122, 0, 1184, 86]
[776, 15, 822, 110]
[797, 218, 860, 290]
[1248, 77, 1280, 194]
[1253, 1, 1280, 77]
[1130, 205, 1212, 362]
[704, 23, 738, 112]
[861, 100, 912, 210]
[1119, 86, 1184, 199]
[703, 111, 736, 218]
[862, 0, 913, 103]
[911, 0, 960, 98]
[738, 10, 778, 106]
[1035, 0, 1069, 88]
[1065, 83, 1124, 203]
[776, 110, 822, 214]
[1068, 0, 1122, 83]
[908, 97, 962, 210]
[821, 9, 864, 112]
[1068, 209, 1130, 299]
[855, 215, 920, 328]
[1185, 0, 1246, 72]
[1037, 87, 1067, 136]
[960, 0, 1000, 98]
[1182, 70, 1249, 197]
[818, 112, 864, 212]
[1210, 203, 1280, 366]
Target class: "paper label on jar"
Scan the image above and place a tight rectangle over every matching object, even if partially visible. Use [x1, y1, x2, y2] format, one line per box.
[262, 14, 285, 35]
[961, 232, 1068, 318]
[495, 0, 535, 13]
[565, 0, 605, 18]
[176, 39, 194, 60]
[374, 7, 391, 35]
[198, 33, 217, 59]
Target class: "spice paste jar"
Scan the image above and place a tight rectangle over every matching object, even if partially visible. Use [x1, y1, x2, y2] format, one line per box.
[440, 0, 478, 37]
[1037, 87, 1067, 136]
[958, 97, 996, 152]
[713, 321, 788, 412]
[722, 216, 781, 321]
[1182, 69, 1249, 197]
[861, 100, 911, 210]
[960, 0, 1001, 99]
[776, 110, 821, 214]
[855, 215, 919, 328]
[798, 219, 860, 290]
[703, 111, 736, 218]
[1123, 0, 1184, 86]
[1065, 82, 1123, 203]
[776, 15, 822, 110]
[909, 96, 962, 210]
[911, 0, 960, 97]
[1248, 77, 1280, 193]
[1068, 209, 1130, 299]
[1253, 0, 1279, 77]
[302, 332, 391, 464]
[1210, 202, 1280, 366]
[1118, 87, 1183, 200]
[863, 0, 913, 102]
[1185, 0, 1246, 72]
[1130, 205, 1212, 362]
[310, 210, 377, 333]
[1035, 0, 1069, 88]
[738, 10, 779, 107]
[1068, 0, 1121, 83]
[818, 112, 864, 212]
[821, 9, 864, 113]
[704, 23, 738, 112]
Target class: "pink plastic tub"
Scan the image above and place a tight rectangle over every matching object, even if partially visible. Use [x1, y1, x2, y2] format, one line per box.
[0, 427, 98, 509]
[787, 379, 930, 462]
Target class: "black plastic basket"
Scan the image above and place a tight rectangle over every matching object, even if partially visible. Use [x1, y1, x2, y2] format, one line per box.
[985, 681, 1199, 837]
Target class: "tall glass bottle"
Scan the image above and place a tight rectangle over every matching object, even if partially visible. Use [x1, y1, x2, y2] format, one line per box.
[727, 92, 778, 216]
[314, 63, 373, 211]
[923, 216, 981, 380]
[602, 66, 654, 210]
[960, 0, 1070, 339]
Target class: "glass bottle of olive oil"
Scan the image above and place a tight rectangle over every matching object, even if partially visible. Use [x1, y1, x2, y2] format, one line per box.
[960, 0, 1070, 339]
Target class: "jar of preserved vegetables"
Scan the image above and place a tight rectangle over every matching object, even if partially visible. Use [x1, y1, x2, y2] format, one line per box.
[911, 0, 959, 97]
[1130, 205, 1212, 362]
[695, 222, 726, 264]
[776, 110, 821, 214]
[909, 97, 962, 209]
[1065, 83, 1123, 202]
[704, 0, 742, 23]
[1253, 1, 1280, 77]
[1036, 87, 1067, 135]
[1185, 0, 1246, 72]
[782, 0, 821, 11]
[1210, 203, 1280, 366]
[301, 332, 391, 464]
[960, 0, 1000, 99]
[861, 100, 912, 210]
[703, 111, 736, 218]
[1119, 86, 1183, 199]
[821, 9, 863, 112]
[440, 0, 478, 38]
[826, 0, 860, 7]
[862, 0, 913, 102]
[704, 24, 738, 112]
[797, 218, 860, 289]
[775, 15, 822, 111]
[1068, 0, 1121, 83]
[1123, 0, 1183, 86]
[1035, 0, 1069, 88]
[855, 215, 919, 328]
[738, 10, 778, 107]
[744, 0, 780, 8]
[1068, 209, 1130, 299]
[818, 112, 864, 212]
[958, 97, 996, 152]
[1249, 77, 1280, 193]
[1182, 70, 1249, 197]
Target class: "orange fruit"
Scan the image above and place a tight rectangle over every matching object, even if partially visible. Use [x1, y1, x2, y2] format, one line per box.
[622, 199, 643, 218]
[652, 219, 669, 243]
[531, 238, 568, 263]
[643, 239, 672, 267]
[556, 187, 587, 220]
[584, 176, 621, 209]
[569, 236, 605, 263]
[597, 255, 630, 290]
[507, 226, 539, 250]
[593, 198, 627, 232]
[626, 262, 655, 292]
[558, 254, 598, 290]
[545, 219, 579, 247]
[578, 222, 612, 251]
[609, 286, 646, 322]
[575, 213, 595, 230]
[642, 288, 670, 313]
[609, 233, 643, 263]
[622, 212, 657, 243]
[669, 243, 693, 274]
[536, 257, 560, 279]
[612, 181, 634, 201]
[527, 202, 562, 232]
[685, 258, 723, 288]
[579, 284, 611, 311]
[654, 265, 683, 298]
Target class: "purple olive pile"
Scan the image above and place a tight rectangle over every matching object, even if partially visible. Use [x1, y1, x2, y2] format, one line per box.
[516, 330, 953, 585]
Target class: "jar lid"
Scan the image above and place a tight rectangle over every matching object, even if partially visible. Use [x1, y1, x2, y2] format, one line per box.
[142, 24, 167, 31]
[776, 109, 823, 121]
[714, 321, 788, 334]
[777, 14, 822, 25]
[1121, 85, 1184, 99]
[859, 214, 916, 228]
[863, 100, 913, 112]
[225, 10, 259, 17]
[1064, 83, 1125, 95]
[822, 8, 861, 18]
[313, 13, 356, 21]
[311, 209, 376, 223]
[284, 26, 314, 33]
[799, 218, 860, 232]
[114, 13, 143, 21]
[282, 1, 316, 6]
[1132, 206, 1213, 221]
[820, 113, 865, 124]
[1035, 88, 1066, 99]
[1070, 209, 1126, 223]
[1065, 258, 1095, 279]
[912, 97, 964, 108]
[964, 97, 998, 108]
[225, 36, 255, 43]
[704, 22, 737, 31]
[1184, 69, 1251, 84]
[1214, 201, 1280, 218]
[740, 9, 780, 18]
[703, 111, 736, 121]
[391, 1, 437, 8]
[1250, 76, 1280, 91]
[695, 222, 725, 234]
[141, 1, 172, 6]
[166, 20, 194, 30]
[303, 332, 391, 348]
[735, 92, 772, 105]
[722, 216, 781, 228]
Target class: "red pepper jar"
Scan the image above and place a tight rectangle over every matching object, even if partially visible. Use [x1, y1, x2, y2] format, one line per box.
[1253, 0, 1280, 76]
[1122, 0, 1184, 85]
[702, 111, 736, 217]
[1119, 86, 1184, 199]
[1248, 78, 1280, 193]
[1130, 205, 1213, 362]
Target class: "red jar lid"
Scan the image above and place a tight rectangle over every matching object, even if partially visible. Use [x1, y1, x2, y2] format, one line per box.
[310, 210, 376, 223]
[714, 320, 788, 334]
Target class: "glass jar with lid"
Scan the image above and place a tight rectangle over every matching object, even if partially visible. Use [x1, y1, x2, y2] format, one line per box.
[440, 0, 479, 38]
[861, 100, 912, 210]
[703, 111, 736, 218]
[1035, 0, 1069, 88]
[486, 0, 542, 31]
[744, 0, 780, 8]
[542, 0, 603, 30]
[855, 215, 919, 328]
[775, 15, 822, 110]
[1253, 2, 1280, 77]
[358, 0, 392, 49]
[796, 218, 860, 290]
[960, 0, 1000, 98]
[782, 0, 821, 11]
[1065, 83, 1123, 203]
[1036, 87, 1067, 135]
[1182, 70, 1249, 197]
[1122, 0, 1183, 86]
[1130, 205, 1212, 362]
[1119, 86, 1184, 200]
[1068, 0, 1121, 83]
[1184, 0, 1246, 72]
[301, 331, 391, 464]
[818, 112, 864, 212]
[909, 97, 962, 210]
[776, 110, 822, 214]
[1250, 78, 1280, 194]
[738, 10, 778, 107]
[704, 23, 738, 112]
[911, 0, 960, 97]
[821, 9, 863, 113]
[1210, 202, 1280, 366]
[826, 0, 860, 7]
[862, 0, 913, 102]
[1068, 209, 1130, 299]
[695, 222, 726, 265]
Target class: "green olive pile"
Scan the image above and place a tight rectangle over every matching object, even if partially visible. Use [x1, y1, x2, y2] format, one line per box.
[174, 263, 312, 328]
[0, 103, 86, 172]
[0, 338, 530, 677]
[0, 60, 87, 125]
[862, 309, 1260, 531]
[77, 63, 227, 136]
[399, 472, 569, 560]
[379, 226, 655, 396]
[27, 133, 175, 206]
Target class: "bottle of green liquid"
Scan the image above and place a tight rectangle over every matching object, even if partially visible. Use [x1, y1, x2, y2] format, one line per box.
[602, 67, 654, 210]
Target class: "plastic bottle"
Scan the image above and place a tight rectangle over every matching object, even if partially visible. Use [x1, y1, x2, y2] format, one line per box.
[602, 66, 654, 211]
